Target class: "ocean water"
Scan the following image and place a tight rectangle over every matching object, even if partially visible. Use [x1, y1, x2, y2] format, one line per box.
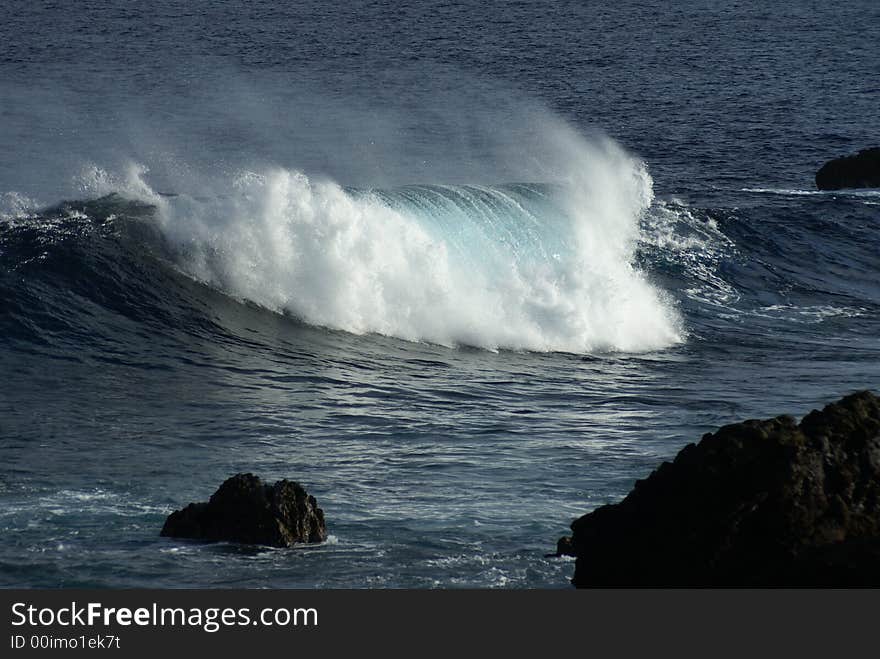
[1, 1, 878, 587]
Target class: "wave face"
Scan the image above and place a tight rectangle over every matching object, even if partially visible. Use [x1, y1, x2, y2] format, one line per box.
[21, 137, 681, 354]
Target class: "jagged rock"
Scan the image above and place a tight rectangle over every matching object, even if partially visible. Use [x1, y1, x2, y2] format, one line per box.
[160, 473, 327, 547]
[562, 391, 880, 587]
[815, 148, 880, 190]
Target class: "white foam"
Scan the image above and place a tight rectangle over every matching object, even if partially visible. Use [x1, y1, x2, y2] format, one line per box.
[0, 191, 41, 220]
[641, 200, 740, 309]
[753, 304, 865, 323]
[76, 133, 684, 354]
[743, 187, 880, 198]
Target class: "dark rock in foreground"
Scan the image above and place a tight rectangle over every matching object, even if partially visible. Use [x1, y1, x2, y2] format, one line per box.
[563, 391, 880, 587]
[161, 473, 327, 547]
[815, 148, 880, 190]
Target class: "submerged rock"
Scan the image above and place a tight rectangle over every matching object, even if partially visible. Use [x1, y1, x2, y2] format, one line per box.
[555, 536, 576, 557]
[561, 391, 880, 587]
[161, 473, 327, 547]
[815, 148, 880, 190]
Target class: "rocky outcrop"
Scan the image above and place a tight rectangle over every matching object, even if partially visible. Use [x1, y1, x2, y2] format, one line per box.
[561, 391, 880, 587]
[815, 148, 880, 190]
[161, 473, 327, 547]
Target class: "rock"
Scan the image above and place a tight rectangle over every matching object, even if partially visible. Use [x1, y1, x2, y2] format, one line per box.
[776, 536, 880, 587]
[160, 473, 327, 547]
[562, 391, 880, 587]
[815, 148, 880, 190]
[545, 536, 576, 558]
[555, 536, 576, 557]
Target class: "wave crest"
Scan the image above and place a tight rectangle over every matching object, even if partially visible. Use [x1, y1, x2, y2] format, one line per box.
[72, 138, 683, 353]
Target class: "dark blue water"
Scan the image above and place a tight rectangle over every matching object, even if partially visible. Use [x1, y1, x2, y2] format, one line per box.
[1, 1, 878, 587]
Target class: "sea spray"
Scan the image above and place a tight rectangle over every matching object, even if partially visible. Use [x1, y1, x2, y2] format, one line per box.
[70, 136, 683, 353]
